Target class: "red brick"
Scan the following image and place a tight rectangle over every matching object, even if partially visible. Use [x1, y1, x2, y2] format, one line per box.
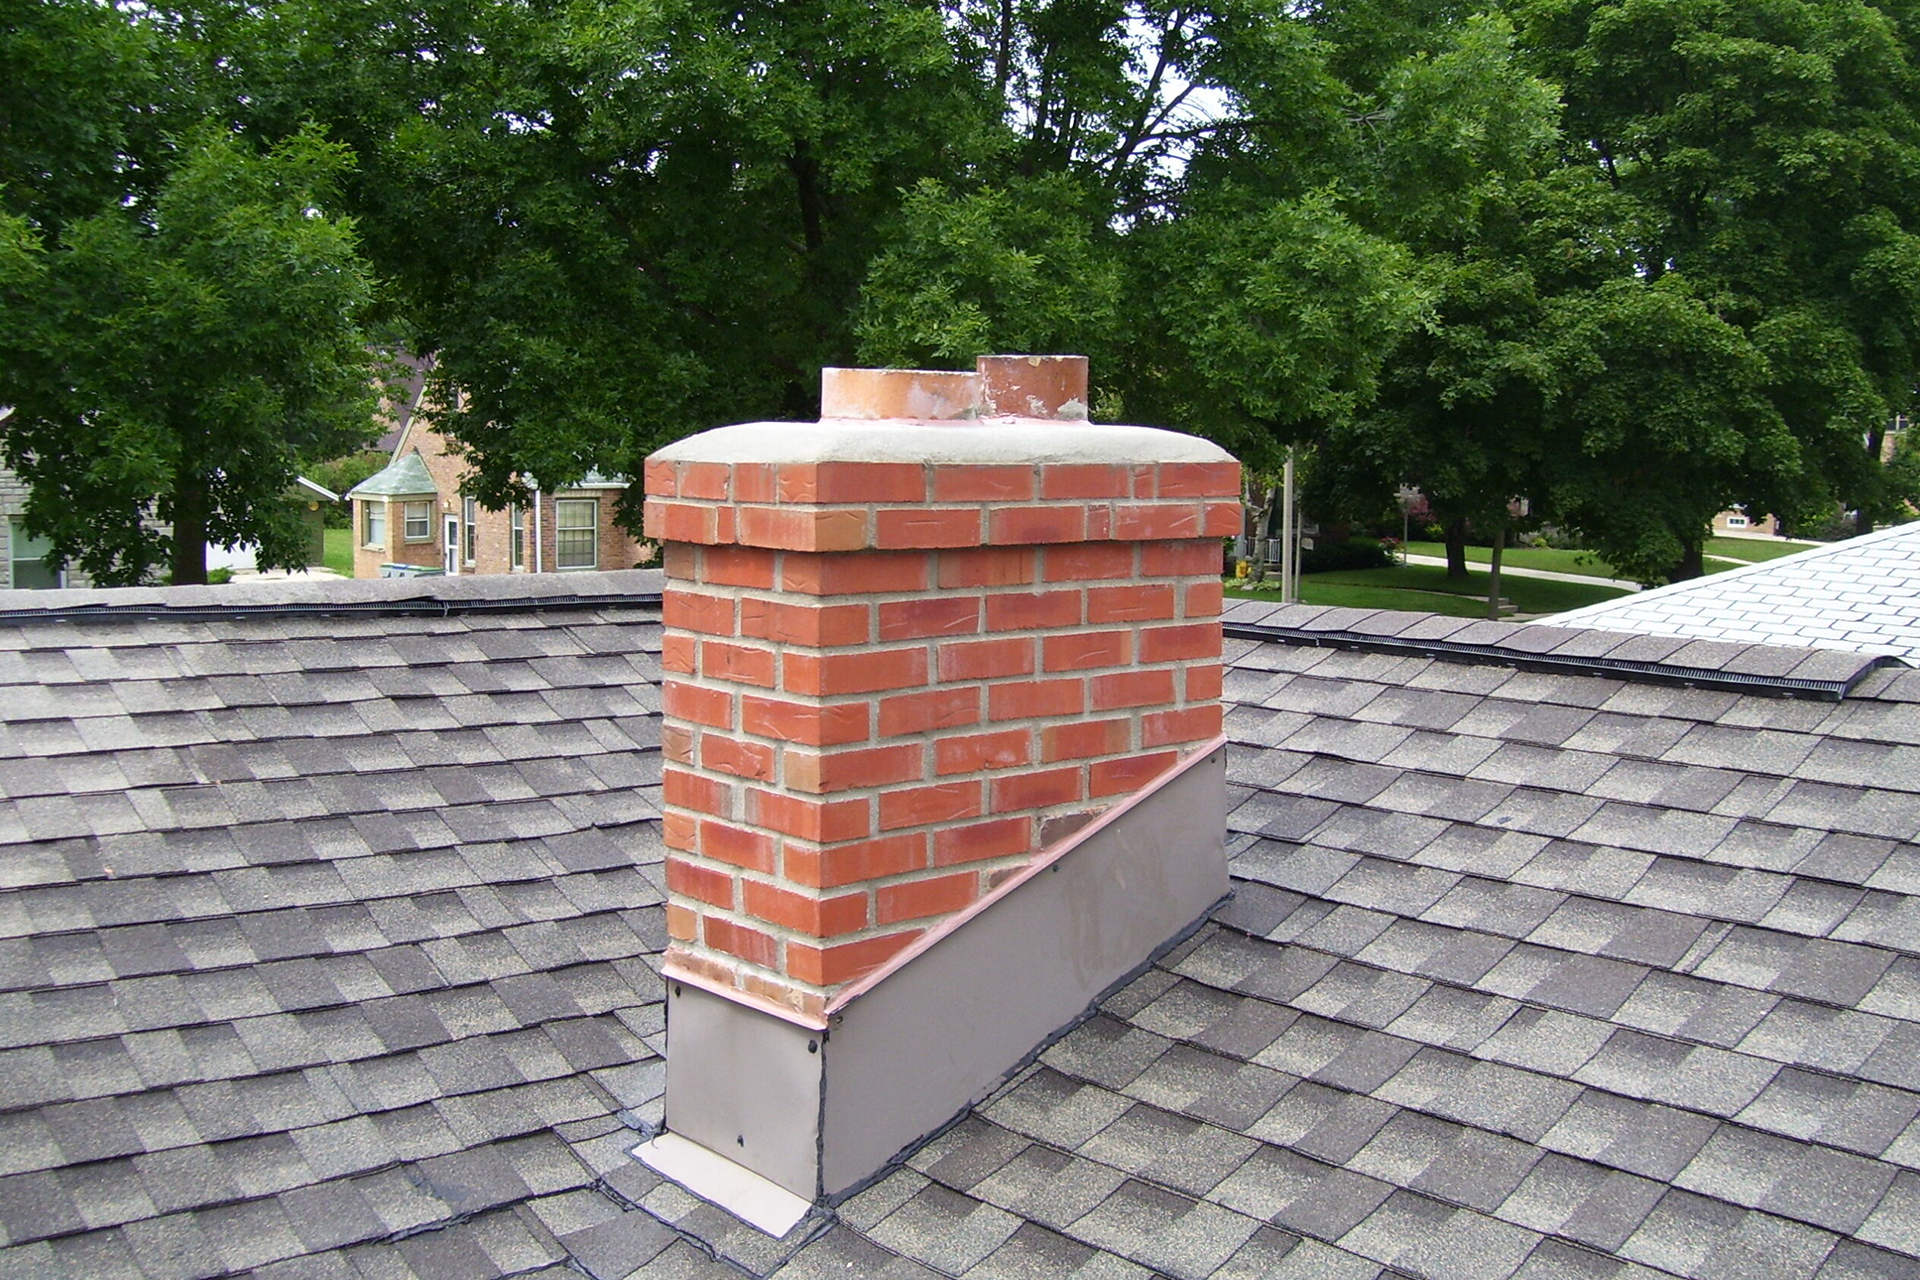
[743, 880, 869, 938]
[787, 931, 919, 987]
[1092, 669, 1176, 710]
[985, 590, 1082, 631]
[705, 916, 779, 970]
[783, 551, 929, 596]
[1044, 543, 1135, 582]
[785, 743, 925, 794]
[933, 465, 1034, 502]
[750, 789, 871, 842]
[877, 872, 979, 925]
[1041, 464, 1131, 500]
[1090, 751, 1179, 797]
[702, 544, 777, 589]
[701, 735, 777, 782]
[937, 637, 1034, 682]
[990, 766, 1082, 811]
[699, 819, 777, 872]
[661, 722, 694, 765]
[661, 633, 697, 675]
[1186, 663, 1223, 701]
[876, 508, 982, 549]
[662, 541, 699, 579]
[934, 815, 1032, 866]
[989, 505, 1085, 544]
[1140, 623, 1220, 663]
[879, 781, 983, 831]
[666, 857, 734, 909]
[663, 809, 698, 850]
[1202, 501, 1244, 536]
[780, 461, 926, 504]
[1143, 704, 1224, 747]
[1087, 584, 1177, 623]
[738, 505, 868, 552]
[1042, 630, 1131, 672]
[1041, 718, 1130, 762]
[786, 647, 928, 696]
[644, 459, 678, 498]
[935, 729, 1030, 775]
[679, 461, 731, 500]
[740, 694, 870, 746]
[988, 678, 1083, 721]
[1156, 461, 1241, 497]
[663, 590, 736, 636]
[879, 595, 981, 640]
[1142, 540, 1223, 577]
[728, 461, 777, 503]
[785, 833, 927, 888]
[666, 903, 698, 941]
[702, 640, 776, 687]
[664, 681, 732, 730]
[1185, 579, 1225, 618]
[740, 598, 870, 647]
[1113, 503, 1203, 541]
[644, 498, 717, 544]
[879, 686, 981, 737]
[939, 546, 1036, 589]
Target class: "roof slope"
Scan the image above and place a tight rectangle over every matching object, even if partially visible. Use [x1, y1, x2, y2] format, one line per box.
[1551, 520, 1920, 659]
[1, 580, 1918, 1279]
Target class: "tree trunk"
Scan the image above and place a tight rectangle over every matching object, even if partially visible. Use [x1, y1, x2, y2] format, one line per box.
[169, 477, 210, 586]
[1444, 518, 1469, 579]
[1667, 536, 1705, 583]
[1486, 528, 1505, 620]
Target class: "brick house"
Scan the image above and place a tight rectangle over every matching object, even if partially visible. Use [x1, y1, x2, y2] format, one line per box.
[346, 408, 654, 578]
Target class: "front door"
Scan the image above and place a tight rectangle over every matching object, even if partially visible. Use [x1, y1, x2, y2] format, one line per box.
[443, 515, 460, 575]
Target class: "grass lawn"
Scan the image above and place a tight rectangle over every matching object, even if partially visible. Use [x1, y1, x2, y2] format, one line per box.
[321, 527, 354, 577]
[1401, 540, 1624, 579]
[1703, 535, 1823, 563]
[1227, 563, 1630, 618]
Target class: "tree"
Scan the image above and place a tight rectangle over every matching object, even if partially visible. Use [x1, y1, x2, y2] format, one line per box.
[1541, 276, 1800, 584]
[1515, 0, 1920, 537]
[0, 127, 378, 585]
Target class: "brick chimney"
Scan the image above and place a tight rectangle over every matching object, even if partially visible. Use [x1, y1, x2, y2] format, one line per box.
[639, 355, 1237, 1215]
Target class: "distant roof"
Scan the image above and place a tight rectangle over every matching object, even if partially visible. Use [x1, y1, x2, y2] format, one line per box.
[0, 578, 1917, 1278]
[1551, 519, 1920, 659]
[346, 450, 437, 498]
[293, 476, 340, 503]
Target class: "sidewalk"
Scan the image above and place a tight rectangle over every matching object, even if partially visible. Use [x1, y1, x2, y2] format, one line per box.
[1401, 553, 1641, 592]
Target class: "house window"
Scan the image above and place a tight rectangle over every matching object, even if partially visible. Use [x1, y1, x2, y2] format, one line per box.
[556, 499, 597, 569]
[362, 500, 386, 548]
[8, 521, 62, 589]
[1726, 513, 1750, 529]
[402, 501, 432, 541]
[510, 505, 525, 570]
[462, 497, 477, 564]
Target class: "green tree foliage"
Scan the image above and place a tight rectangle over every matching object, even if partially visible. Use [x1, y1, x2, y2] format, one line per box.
[0, 128, 377, 585]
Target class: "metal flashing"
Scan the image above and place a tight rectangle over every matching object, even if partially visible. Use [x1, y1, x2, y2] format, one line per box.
[632, 1133, 813, 1237]
[656, 743, 1231, 1202]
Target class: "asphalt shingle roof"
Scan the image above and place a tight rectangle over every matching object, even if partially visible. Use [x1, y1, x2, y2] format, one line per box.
[0, 575, 1917, 1279]
[1552, 520, 1920, 660]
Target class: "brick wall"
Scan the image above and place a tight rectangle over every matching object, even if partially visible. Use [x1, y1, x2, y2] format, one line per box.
[645, 358, 1239, 1021]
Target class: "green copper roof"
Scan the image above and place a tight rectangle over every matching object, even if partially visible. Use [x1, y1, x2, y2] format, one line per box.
[346, 451, 437, 498]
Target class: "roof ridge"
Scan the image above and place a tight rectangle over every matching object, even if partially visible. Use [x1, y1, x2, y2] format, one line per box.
[1222, 606, 1905, 700]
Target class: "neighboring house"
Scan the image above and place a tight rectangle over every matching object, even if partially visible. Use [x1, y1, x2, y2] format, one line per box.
[1711, 505, 1781, 536]
[346, 409, 651, 579]
[1, 572, 1918, 1277]
[1553, 516, 1920, 659]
